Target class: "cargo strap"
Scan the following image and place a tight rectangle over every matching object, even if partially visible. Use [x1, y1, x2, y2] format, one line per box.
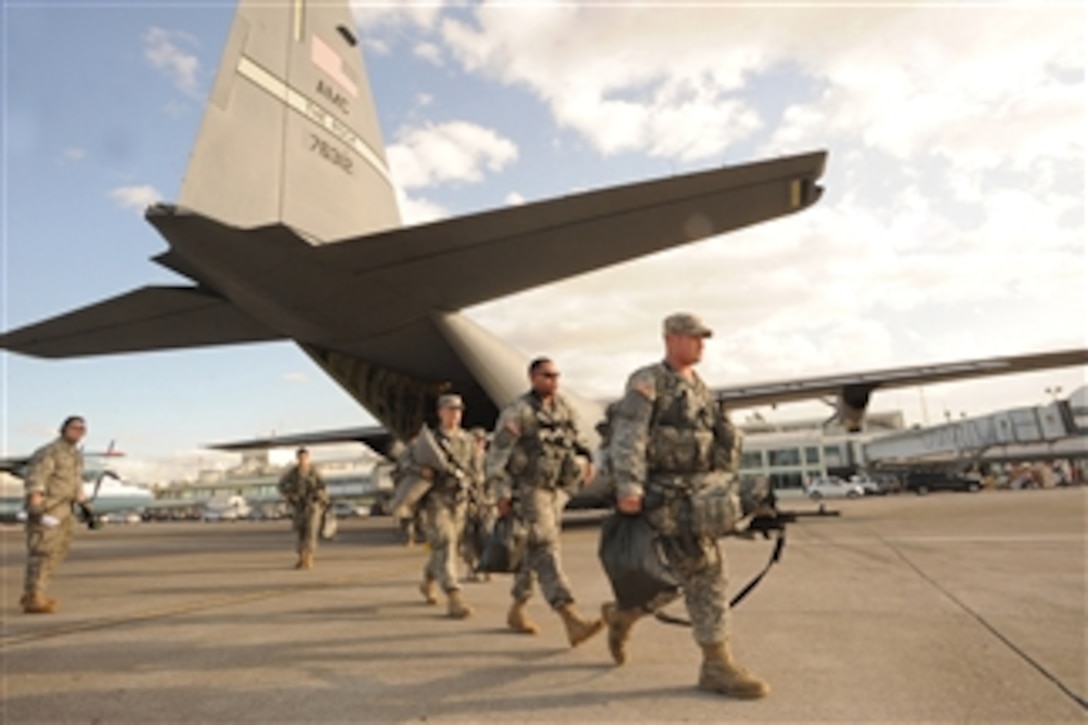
[652, 528, 786, 627]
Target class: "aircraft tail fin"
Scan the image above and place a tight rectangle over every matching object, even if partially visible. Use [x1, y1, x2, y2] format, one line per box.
[178, 0, 400, 243]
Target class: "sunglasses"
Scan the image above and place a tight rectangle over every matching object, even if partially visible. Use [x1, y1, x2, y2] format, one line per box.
[536, 371, 560, 379]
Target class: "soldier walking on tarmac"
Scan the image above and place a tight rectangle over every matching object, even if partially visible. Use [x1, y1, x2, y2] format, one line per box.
[410, 394, 480, 619]
[486, 357, 603, 647]
[21, 415, 90, 614]
[602, 313, 771, 699]
[278, 447, 329, 570]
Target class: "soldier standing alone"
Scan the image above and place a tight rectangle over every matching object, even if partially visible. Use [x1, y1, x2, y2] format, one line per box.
[602, 313, 771, 699]
[22, 415, 90, 614]
[412, 394, 480, 619]
[278, 447, 329, 570]
[486, 357, 603, 646]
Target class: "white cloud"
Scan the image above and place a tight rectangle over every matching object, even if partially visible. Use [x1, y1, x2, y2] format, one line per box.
[413, 42, 443, 66]
[352, 1, 448, 32]
[387, 120, 518, 190]
[144, 26, 200, 97]
[505, 191, 525, 206]
[395, 188, 449, 225]
[435, 5, 1081, 172]
[282, 372, 308, 384]
[109, 184, 161, 212]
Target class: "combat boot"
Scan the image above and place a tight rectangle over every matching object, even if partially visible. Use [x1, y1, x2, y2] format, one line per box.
[295, 550, 313, 570]
[601, 602, 642, 665]
[507, 598, 540, 635]
[446, 589, 474, 619]
[21, 591, 57, 615]
[556, 602, 603, 647]
[419, 577, 438, 605]
[697, 643, 771, 699]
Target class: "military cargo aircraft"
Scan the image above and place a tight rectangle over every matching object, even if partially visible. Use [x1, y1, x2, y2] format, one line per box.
[1, 0, 1084, 464]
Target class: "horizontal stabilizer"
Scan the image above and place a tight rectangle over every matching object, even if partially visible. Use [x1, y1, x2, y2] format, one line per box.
[0, 287, 283, 358]
[321, 151, 827, 310]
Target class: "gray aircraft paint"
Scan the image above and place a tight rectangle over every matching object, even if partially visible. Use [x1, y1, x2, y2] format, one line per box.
[180, 0, 399, 243]
[9, 0, 1081, 451]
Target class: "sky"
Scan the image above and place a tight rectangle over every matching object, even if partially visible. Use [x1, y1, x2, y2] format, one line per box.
[1, 0, 1084, 482]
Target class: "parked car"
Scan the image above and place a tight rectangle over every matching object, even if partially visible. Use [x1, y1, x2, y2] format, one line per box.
[849, 475, 884, 496]
[331, 502, 369, 519]
[904, 471, 982, 495]
[806, 477, 865, 500]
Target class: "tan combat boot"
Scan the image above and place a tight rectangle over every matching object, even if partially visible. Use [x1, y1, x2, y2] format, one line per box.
[556, 602, 604, 647]
[601, 602, 642, 665]
[21, 591, 58, 615]
[446, 589, 474, 619]
[698, 642, 771, 699]
[419, 577, 438, 605]
[507, 598, 540, 635]
[295, 550, 313, 570]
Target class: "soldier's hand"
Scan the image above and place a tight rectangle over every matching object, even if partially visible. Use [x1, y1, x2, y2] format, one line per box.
[582, 460, 596, 484]
[616, 495, 642, 515]
[420, 466, 435, 481]
[497, 497, 512, 517]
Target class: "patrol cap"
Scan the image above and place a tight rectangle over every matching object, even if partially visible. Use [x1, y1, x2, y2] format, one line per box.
[437, 394, 465, 410]
[663, 312, 713, 338]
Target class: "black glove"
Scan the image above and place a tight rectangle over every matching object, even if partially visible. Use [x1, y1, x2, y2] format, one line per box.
[77, 502, 101, 530]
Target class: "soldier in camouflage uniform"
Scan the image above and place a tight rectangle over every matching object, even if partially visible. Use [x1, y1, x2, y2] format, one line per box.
[411, 394, 480, 619]
[486, 357, 603, 646]
[22, 415, 89, 614]
[603, 313, 771, 699]
[389, 441, 425, 547]
[278, 448, 329, 570]
[460, 428, 493, 582]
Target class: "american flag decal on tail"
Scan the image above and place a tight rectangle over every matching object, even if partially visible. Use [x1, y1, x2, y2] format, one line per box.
[311, 33, 358, 97]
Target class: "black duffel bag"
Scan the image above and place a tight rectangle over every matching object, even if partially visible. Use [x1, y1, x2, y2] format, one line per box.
[477, 515, 526, 573]
[598, 513, 679, 611]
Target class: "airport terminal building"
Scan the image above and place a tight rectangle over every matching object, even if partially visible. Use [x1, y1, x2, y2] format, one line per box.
[736, 411, 905, 492]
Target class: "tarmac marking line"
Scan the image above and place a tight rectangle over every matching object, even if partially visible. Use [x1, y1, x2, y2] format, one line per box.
[0, 563, 406, 650]
[879, 536, 1088, 712]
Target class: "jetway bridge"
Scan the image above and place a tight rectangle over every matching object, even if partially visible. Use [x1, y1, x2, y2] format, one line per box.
[863, 389, 1087, 468]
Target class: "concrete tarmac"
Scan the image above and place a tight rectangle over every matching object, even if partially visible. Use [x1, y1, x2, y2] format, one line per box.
[2, 489, 1085, 723]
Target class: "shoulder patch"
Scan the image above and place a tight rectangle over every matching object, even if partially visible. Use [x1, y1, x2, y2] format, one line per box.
[627, 367, 658, 401]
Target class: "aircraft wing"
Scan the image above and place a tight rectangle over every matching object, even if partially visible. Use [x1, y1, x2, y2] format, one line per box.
[714, 348, 1088, 408]
[0, 287, 283, 358]
[320, 151, 827, 310]
[207, 425, 393, 457]
[0, 457, 31, 475]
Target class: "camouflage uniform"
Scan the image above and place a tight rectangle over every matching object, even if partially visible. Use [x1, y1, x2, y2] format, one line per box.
[610, 361, 741, 647]
[278, 465, 329, 559]
[408, 426, 481, 594]
[24, 438, 83, 600]
[390, 445, 425, 545]
[460, 454, 494, 580]
[486, 392, 590, 608]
